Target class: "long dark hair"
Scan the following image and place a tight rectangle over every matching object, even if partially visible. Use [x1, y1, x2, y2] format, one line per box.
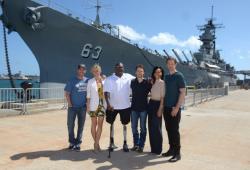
[151, 66, 164, 84]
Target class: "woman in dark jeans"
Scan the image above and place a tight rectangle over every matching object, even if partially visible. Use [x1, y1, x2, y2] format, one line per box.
[148, 66, 165, 155]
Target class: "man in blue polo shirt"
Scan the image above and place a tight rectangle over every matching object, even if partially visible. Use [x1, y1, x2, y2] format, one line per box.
[64, 64, 88, 151]
[162, 57, 186, 162]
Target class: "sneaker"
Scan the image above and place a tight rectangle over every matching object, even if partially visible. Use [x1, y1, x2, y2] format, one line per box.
[68, 143, 74, 150]
[123, 143, 129, 152]
[73, 145, 81, 152]
[109, 138, 118, 150]
[137, 147, 144, 153]
[108, 143, 118, 151]
[131, 145, 139, 151]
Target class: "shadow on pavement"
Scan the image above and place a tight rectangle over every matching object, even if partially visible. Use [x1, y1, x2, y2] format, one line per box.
[10, 148, 170, 169]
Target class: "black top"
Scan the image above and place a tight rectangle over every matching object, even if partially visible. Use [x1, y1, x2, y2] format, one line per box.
[164, 71, 186, 107]
[131, 78, 152, 112]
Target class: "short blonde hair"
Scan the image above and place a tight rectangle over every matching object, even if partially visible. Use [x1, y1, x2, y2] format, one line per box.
[91, 64, 102, 73]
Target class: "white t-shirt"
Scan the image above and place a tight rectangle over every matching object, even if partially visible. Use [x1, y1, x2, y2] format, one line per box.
[104, 73, 134, 110]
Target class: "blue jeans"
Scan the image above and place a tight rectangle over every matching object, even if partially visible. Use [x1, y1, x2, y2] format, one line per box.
[67, 107, 86, 145]
[131, 110, 147, 148]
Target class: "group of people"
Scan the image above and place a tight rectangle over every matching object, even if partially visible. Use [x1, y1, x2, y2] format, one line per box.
[64, 57, 186, 162]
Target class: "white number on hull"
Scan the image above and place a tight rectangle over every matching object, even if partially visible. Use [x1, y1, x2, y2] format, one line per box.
[92, 46, 102, 60]
[81, 43, 93, 58]
[81, 43, 102, 60]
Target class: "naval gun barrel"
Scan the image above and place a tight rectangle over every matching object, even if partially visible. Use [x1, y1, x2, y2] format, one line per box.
[172, 49, 184, 64]
[154, 50, 160, 56]
[182, 51, 190, 63]
[154, 50, 167, 59]
[155, 50, 166, 59]
[189, 50, 198, 65]
[163, 49, 171, 58]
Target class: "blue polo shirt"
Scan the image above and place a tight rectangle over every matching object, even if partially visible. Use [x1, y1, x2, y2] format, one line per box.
[164, 72, 186, 107]
[64, 76, 88, 108]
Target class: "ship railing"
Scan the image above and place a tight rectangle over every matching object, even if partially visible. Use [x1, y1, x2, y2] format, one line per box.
[32, 0, 143, 48]
[33, 0, 94, 25]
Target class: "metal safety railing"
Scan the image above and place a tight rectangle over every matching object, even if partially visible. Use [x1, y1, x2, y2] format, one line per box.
[0, 88, 25, 113]
[229, 85, 240, 91]
[0, 86, 238, 116]
[184, 87, 226, 107]
[23, 88, 67, 113]
[0, 87, 66, 115]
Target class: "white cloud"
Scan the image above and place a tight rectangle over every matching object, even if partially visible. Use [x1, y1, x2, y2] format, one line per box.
[149, 32, 201, 49]
[182, 36, 202, 48]
[117, 25, 201, 49]
[117, 25, 147, 41]
[149, 32, 178, 45]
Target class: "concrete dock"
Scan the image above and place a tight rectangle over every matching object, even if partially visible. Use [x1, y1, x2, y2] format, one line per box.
[0, 90, 249, 170]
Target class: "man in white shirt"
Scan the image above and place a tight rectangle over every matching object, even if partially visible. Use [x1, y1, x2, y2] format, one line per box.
[104, 62, 134, 152]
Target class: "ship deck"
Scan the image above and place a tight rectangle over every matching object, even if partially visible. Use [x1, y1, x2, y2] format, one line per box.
[0, 90, 249, 170]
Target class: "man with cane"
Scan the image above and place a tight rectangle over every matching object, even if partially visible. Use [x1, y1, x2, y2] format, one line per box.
[104, 62, 134, 157]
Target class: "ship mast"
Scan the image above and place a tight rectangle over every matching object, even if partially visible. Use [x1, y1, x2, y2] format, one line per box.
[91, 0, 120, 37]
[197, 6, 223, 62]
[211, 5, 214, 19]
[93, 0, 102, 28]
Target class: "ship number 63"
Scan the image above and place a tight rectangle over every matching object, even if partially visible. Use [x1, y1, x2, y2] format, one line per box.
[81, 43, 102, 60]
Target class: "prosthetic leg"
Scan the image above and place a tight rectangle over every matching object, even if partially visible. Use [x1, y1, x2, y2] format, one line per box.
[108, 124, 117, 157]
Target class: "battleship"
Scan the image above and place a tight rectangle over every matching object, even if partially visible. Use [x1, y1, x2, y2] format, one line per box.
[0, 0, 237, 89]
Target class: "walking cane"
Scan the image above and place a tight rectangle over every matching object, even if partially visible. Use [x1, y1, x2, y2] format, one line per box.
[108, 123, 113, 158]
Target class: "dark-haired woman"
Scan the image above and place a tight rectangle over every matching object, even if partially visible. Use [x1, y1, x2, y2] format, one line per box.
[148, 66, 165, 155]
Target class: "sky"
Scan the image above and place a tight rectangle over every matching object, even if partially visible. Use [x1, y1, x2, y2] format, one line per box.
[0, 0, 250, 76]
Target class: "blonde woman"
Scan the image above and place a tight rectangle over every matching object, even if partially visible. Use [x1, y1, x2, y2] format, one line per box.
[86, 64, 106, 152]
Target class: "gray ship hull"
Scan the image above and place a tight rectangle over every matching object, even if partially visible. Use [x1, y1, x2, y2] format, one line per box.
[1, 0, 237, 88]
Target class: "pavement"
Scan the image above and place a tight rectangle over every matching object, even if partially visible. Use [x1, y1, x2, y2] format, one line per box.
[0, 90, 249, 170]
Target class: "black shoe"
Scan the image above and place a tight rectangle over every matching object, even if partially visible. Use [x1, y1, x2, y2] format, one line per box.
[137, 147, 144, 153]
[168, 154, 181, 162]
[162, 150, 174, 157]
[68, 144, 75, 150]
[73, 145, 81, 152]
[150, 151, 161, 155]
[131, 145, 139, 151]
[123, 143, 129, 152]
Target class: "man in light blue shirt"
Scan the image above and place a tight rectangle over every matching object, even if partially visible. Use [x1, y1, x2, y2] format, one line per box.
[64, 64, 88, 151]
